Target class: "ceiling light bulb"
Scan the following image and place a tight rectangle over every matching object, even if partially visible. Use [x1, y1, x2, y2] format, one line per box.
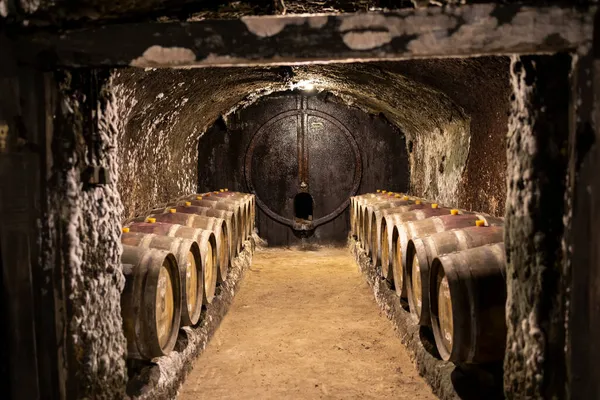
[295, 80, 315, 91]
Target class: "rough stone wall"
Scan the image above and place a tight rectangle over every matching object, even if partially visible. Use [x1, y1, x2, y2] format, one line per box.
[112, 67, 290, 219]
[112, 63, 471, 220]
[504, 54, 571, 399]
[48, 70, 127, 398]
[113, 58, 511, 222]
[1, 1, 593, 23]
[384, 58, 511, 215]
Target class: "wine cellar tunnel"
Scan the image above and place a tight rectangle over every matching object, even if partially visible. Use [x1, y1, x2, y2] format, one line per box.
[0, 2, 598, 400]
[117, 58, 508, 246]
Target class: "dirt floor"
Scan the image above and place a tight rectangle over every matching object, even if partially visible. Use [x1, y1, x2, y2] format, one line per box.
[178, 247, 437, 399]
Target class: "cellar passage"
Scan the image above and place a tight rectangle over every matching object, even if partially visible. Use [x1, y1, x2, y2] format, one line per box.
[114, 58, 510, 246]
[0, 2, 594, 400]
[179, 248, 436, 399]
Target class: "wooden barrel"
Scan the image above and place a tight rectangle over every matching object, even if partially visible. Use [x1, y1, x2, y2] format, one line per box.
[200, 191, 253, 238]
[364, 199, 413, 255]
[393, 213, 503, 299]
[357, 194, 397, 242]
[124, 221, 218, 306]
[351, 192, 387, 237]
[406, 225, 504, 326]
[121, 231, 203, 326]
[130, 212, 227, 294]
[359, 194, 418, 245]
[365, 198, 429, 261]
[121, 245, 181, 360]
[185, 196, 244, 253]
[378, 205, 449, 281]
[166, 203, 237, 263]
[210, 191, 255, 237]
[429, 243, 506, 363]
[354, 193, 391, 241]
[227, 192, 255, 234]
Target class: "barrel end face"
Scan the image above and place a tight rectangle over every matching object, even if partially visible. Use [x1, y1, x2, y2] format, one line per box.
[429, 257, 452, 362]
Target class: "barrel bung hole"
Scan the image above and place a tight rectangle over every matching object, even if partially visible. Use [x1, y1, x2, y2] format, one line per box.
[294, 192, 313, 221]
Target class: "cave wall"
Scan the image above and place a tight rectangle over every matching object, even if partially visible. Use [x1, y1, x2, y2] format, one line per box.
[47, 71, 128, 399]
[383, 58, 511, 215]
[504, 54, 571, 398]
[114, 59, 509, 225]
[113, 63, 476, 222]
[197, 91, 410, 246]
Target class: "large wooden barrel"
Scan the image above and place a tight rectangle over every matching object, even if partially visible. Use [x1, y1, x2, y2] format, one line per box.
[121, 231, 203, 326]
[379, 205, 450, 281]
[406, 225, 504, 326]
[130, 212, 228, 293]
[124, 221, 218, 306]
[121, 245, 181, 360]
[166, 203, 237, 263]
[393, 213, 502, 299]
[429, 243, 506, 363]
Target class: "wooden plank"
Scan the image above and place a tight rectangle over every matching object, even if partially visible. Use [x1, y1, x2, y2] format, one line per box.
[567, 8, 600, 398]
[0, 34, 63, 399]
[0, 35, 41, 400]
[14, 4, 593, 69]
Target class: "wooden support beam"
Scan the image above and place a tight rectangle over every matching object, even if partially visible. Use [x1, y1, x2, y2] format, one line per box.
[0, 34, 62, 399]
[567, 8, 600, 399]
[13, 4, 594, 69]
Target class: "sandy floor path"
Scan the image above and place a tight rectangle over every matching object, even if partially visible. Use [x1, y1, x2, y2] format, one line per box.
[179, 247, 436, 399]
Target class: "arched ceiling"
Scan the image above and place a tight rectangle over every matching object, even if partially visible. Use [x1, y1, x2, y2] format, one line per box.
[112, 57, 509, 219]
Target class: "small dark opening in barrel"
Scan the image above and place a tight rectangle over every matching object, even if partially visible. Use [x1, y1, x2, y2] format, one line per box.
[294, 193, 313, 221]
